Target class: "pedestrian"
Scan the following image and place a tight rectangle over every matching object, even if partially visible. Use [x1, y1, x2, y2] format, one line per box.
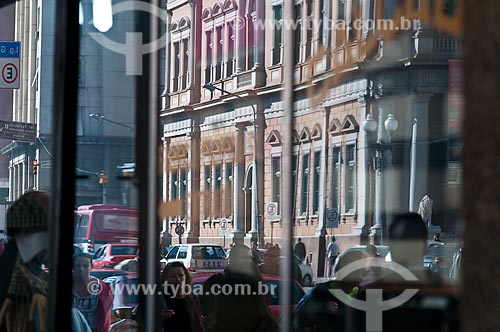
[326, 235, 340, 278]
[294, 237, 307, 262]
[207, 244, 278, 332]
[73, 252, 113, 332]
[433, 233, 443, 243]
[250, 240, 262, 269]
[160, 262, 204, 332]
[0, 191, 51, 332]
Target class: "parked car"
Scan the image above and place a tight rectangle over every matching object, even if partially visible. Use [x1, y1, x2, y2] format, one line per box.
[92, 243, 139, 269]
[423, 243, 461, 276]
[294, 254, 314, 287]
[192, 272, 305, 321]
[165, 244, 227, 272]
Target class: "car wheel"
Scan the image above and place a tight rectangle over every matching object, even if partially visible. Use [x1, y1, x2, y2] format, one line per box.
[302, 274, 312, 287]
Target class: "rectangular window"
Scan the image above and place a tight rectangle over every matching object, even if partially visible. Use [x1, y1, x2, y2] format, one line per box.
[204, 165, 211, 218]
[300, 154, 310, 215]
[272, 4, 283, 65]
[205, 31, 212, 83]
[306, 0, 314, 58]
[216, 26, 224, 80]
[180, 170, 187, 219]
[173, 41, 180, 91]
[225, 162, 233, 217]
[331, 146, 341, 210]
[292, 155, 298, 217]
[272, 156, 281, 215]
[312, 150, 321, 215]
[335, 0, 345, 47]
[319, 0, 324, 47]
[214, 165, 222, 218]
[349, 0, 361, 41]
[345, 144, 356, 213]
[182, 38, 189, 89]
[171, 171, 178, 201]
[227, 24, 235, 77]
[294, 4, 302, 64]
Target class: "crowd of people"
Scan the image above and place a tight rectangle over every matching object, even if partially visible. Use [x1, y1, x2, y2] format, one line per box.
[0, 191, 455, 332]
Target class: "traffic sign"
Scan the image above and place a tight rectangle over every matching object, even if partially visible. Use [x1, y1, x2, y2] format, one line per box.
[0, 120, 36, 142]
[326, 208, 339, 228]
[0, 59, 20, 89]
[175, 225, 185, 236]
[0, 42, 20, 58]
[0, 41, 20, 89]
[220, 219, 229, 236]
[266, 202, 280, 222]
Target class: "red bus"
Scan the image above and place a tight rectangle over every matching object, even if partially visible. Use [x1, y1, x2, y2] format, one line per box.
[74, 204, 138, 253]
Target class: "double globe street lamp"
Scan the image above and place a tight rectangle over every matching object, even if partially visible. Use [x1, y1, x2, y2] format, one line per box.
[363, 110, 398, 244]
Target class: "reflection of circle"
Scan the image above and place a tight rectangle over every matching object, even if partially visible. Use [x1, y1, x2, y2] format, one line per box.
[2, 63, 18, 84]
[175, 225, 185, 236]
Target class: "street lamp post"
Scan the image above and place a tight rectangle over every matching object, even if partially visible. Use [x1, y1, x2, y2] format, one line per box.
[363, 104, 398, 244]
[203, 83, 263, 247]
[89, 113, 134, 130]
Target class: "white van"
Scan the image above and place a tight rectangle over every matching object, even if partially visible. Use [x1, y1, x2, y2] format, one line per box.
[165, 244, 227, 272]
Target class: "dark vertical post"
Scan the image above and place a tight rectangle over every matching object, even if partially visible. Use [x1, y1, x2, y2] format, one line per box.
[136, 1, 160, 330]
[47, 0, 80, 330]
[463, 1, 500, 331]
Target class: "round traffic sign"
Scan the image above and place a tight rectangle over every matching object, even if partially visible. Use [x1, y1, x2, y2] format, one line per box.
[175, 225, 185, 236]
[220, 219, 228, 231]
[2, 63, 18, 84]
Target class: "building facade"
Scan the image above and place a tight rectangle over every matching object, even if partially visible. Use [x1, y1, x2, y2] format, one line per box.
[160, 0, 462, 276]
[4, 0, 136, 206]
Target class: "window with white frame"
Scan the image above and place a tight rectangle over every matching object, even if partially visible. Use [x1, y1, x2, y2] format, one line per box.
[345, 143, 356, 213]
[226, 23, 235, 77]
[312, 150, 321, 215]
[224, 162, 233, 217]
[335, 0, 345, 48]
[173, 41, 180, 91]
[294, 3, 303, 64]
[214, 165, 222, 218]
[300, 153, 310, 216]
[330, 146, 341, 211]
[292, 154, 298, 217]
[349, 0, 362, 41]
[272, 156, 281, 215]
[204, 164, 211, 219]
[245, 0, 256, 70]
[272, 3, 283, 65]
[305, 0, 314, 58]
[205, 30, 213, 83]
[182, 38, 189, 89]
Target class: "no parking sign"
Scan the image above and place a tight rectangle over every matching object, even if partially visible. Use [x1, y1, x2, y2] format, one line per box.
[0, 41, 20, 89]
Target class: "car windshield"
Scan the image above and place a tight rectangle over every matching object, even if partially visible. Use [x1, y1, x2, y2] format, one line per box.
[111, 246, 138, 256]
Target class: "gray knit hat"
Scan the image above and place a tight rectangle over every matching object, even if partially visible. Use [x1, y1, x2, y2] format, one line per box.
[6, 191, 49, 235]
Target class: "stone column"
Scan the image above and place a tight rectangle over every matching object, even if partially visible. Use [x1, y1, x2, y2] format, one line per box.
[187, 118, 201, 242]
[409, 93, 432, 212]
[162, 138, 170, 233]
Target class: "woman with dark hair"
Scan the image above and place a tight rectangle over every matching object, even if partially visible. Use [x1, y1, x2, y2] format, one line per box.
[160, 262, 204, 332]
[72, 252, 113, 332]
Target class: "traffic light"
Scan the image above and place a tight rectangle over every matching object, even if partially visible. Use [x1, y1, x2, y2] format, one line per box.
[32, 159, 39, 175]
[99, 171, 107, 184]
